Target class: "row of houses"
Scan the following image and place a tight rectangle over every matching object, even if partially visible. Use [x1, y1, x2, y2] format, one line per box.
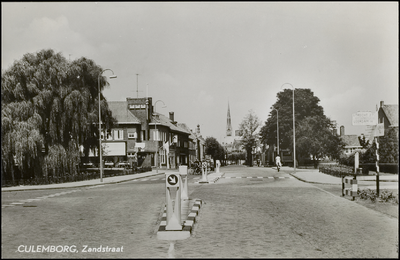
[84, 97, 206, 169]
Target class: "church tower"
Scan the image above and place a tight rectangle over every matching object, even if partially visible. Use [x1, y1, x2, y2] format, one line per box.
[226, 102, 232, 136]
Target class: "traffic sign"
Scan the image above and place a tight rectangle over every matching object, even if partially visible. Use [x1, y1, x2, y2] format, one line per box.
[352, 111, 377, 126]
[167, 174, 178, 186]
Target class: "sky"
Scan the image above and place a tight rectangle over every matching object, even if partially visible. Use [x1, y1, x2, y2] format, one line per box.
[2, 2, 398, 142]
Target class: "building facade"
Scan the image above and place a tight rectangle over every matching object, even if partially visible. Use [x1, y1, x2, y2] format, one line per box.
[84, 97, 206, 169]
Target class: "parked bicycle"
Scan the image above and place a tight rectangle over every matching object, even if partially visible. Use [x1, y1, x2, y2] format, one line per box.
[189, 162, 203, 175]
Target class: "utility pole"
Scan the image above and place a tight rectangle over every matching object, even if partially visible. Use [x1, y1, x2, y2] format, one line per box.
[136, 74, 139, 98]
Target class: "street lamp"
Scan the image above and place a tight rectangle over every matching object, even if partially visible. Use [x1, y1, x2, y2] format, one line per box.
[273, 108, 279, 158]
[98, 69, 117, 182]
[281, 83, 296, 173]
[154, 100, 166, 173]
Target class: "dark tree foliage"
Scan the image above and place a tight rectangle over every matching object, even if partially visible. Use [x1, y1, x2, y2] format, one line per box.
[361, 128, 399, 164]
[205, 137, 225, 166]
[1, 49, 116, 181]
[260, 88, 342, 164]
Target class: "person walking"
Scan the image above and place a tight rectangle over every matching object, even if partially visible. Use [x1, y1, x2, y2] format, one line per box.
[275, 155, 282, 172]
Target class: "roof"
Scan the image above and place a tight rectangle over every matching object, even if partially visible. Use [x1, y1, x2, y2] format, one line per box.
[150, 112, 191, 135]
[382, 104, 398, 127]
[107, 101, 141, 124]
[177, 123, 196, 140]
[340, 135, 362, 148]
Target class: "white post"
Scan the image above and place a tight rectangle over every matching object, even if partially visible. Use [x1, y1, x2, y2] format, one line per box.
[199, 161, 209, 183]
[354, 151, 359, 173]
[165, 173, 182, 230]
[179, 165, 189, 200]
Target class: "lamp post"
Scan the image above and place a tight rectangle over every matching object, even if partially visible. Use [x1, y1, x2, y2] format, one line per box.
[281, 83, 296, 173]
[98, 69, 117, 182]
[273, 108, 279, 158]
[154, 100, 166, 173]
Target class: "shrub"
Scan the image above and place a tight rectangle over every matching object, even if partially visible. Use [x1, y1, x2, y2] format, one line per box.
[357, 188, 398, 204]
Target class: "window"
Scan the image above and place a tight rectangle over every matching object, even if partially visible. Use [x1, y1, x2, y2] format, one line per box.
[113, 130, 124, 140]
[128, 132, 137, 139]
[160, 149, 166, 164]
[106, 131, 113, 140]
[184, 141, 188, 148]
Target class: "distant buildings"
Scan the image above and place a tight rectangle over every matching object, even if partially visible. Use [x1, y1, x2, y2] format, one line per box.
[83, 97, 206, 169]
[340, 100, 398, 155]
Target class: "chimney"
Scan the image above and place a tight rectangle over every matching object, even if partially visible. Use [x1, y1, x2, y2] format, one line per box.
[340, 125, 345, 136]
[169, 112, 174, 122]
[380, 101, 384, 108]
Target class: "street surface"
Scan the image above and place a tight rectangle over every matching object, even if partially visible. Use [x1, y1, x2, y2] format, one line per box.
[1, 166, 398, 258]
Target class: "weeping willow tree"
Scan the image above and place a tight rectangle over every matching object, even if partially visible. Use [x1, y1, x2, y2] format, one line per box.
[1, 49, 116, 181]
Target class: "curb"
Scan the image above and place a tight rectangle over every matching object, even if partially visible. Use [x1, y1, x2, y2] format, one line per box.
[289, 173, 341, 185]
[195, 172, 225, 184]
[209, 172, 226, 183]
[158, 199, 202, 233]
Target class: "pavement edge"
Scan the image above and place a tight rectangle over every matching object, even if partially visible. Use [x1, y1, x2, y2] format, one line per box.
[157, 199, 202, 238]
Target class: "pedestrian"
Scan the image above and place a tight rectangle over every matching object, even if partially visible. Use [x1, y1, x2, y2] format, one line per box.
[275, 155, 282, 170]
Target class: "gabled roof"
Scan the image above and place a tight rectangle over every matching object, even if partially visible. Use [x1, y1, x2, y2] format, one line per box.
[108, 101, 141, 124]
[177, 123, 196, 140]
[382, 104, 398, 127]
[340, 135, 362, 148]
[150, 112, 191, 135]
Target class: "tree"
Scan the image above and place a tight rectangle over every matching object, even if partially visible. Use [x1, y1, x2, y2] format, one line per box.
[362, 128, 399, 164]
[296, 115, 344, 168]
[238, 110, 261, 166]
[260, 88, 334, 165]
[358, 134, 370, 149]
[1, 49, 115, 181]
[205, 137, 225, 167]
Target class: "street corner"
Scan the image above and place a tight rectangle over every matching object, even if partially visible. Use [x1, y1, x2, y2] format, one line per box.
[157, 199, 202, 240]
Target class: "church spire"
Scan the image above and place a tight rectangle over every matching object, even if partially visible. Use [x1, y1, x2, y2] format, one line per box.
[226, 102, 232, 136]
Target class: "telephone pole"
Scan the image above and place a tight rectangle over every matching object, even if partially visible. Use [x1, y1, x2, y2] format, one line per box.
[136, 74, 139, 98]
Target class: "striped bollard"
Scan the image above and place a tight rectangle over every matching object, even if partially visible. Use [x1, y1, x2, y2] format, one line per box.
[343, 176, 358, 201]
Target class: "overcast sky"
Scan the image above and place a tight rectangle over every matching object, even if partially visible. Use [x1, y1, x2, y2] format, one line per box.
[2, 2, 398, 141]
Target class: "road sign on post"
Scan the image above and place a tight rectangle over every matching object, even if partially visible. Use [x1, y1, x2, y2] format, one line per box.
[165, 173, 182, 230]
[199, 161, 209, 183]
[352, 111, 377, 126]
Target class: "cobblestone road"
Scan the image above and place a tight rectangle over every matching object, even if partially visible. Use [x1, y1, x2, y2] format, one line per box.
[1, 166, 398, 258]
[173, 167, 398, 258]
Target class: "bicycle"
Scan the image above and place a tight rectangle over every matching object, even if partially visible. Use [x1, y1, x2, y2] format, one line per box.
[276, 162, 281, 172]
[189, 165, 202, 175]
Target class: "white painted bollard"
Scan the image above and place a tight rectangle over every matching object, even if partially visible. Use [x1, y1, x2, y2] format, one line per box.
[165, 173, 182, 230]
[199, 161, 209, 183]
[179, 165, 189, 200]
[216, 160, 220, 173]
[199, 162, 208, 183]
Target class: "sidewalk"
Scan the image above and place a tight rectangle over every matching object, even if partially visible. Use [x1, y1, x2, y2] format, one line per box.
[1, 169, 178, 192]
[288, 167, 398, 190]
